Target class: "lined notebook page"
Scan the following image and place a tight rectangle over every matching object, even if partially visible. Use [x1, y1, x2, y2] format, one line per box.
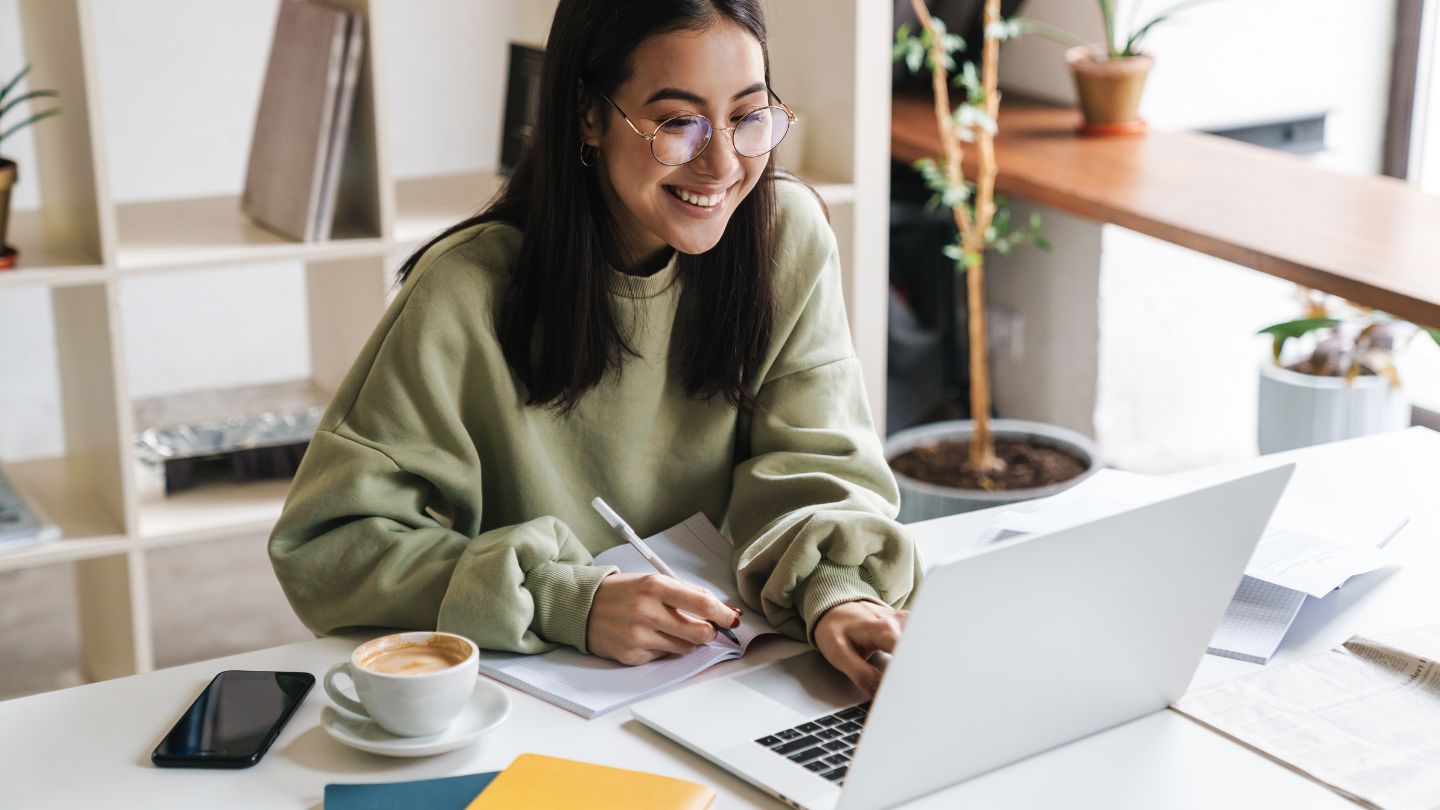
[476, 513, 778, 718]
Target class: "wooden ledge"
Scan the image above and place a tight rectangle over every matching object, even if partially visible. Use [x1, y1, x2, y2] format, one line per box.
[892, 94, 1440, 329]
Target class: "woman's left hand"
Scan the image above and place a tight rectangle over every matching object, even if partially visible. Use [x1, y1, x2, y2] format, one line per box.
[813, 600, 909, 696]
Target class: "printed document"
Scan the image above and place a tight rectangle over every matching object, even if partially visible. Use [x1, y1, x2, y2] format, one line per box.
[1175, 623, 1440, 810]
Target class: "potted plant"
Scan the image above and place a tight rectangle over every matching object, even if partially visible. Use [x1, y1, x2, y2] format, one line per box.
[1005, 0, 1215, 134]
[887, 0, 1103, 522]
[1256, 290, 1440, 454]
[0, 64, 62, 270]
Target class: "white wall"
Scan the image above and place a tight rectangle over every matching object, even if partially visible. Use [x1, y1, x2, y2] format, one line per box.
[988, 0, 1397, 472]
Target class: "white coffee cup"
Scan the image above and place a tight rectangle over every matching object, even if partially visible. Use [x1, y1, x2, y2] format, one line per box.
[324, 631, 478, 737]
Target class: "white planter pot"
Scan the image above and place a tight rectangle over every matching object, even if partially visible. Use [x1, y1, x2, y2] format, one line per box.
[884, 419, 1104, 523]
[1257, 362, 1410, 455]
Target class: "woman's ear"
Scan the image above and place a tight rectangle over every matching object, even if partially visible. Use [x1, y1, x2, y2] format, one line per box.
[578, 85, 602, 147]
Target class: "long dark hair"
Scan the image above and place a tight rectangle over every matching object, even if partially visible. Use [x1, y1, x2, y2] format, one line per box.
[395, 0, 777, 415]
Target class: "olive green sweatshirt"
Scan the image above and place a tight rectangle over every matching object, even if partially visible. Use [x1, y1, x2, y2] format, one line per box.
[268, 179, 920, 656]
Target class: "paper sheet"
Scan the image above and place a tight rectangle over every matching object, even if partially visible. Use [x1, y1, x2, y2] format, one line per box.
[476, 513, 777, 718]
[980, 470, 1407, 663]
[1175, 623, 1440, 810]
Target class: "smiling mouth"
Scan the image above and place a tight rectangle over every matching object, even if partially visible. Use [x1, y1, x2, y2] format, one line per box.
[665, 184, 730, 208]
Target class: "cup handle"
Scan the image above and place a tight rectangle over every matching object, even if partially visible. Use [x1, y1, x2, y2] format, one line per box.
[323, 662, 369, 718]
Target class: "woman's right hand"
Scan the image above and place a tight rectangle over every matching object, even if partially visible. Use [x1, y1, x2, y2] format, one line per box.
[586, 572, 741, 665]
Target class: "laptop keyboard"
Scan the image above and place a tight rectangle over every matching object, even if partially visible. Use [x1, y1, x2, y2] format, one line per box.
[753, 702, 869, 786]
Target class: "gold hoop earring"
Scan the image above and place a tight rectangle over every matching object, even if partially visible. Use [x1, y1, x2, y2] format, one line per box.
[579, 143, 598, 167]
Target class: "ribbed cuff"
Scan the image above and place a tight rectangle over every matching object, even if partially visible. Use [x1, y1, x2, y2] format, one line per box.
[796, 560, 885, 645]
[523, 562, 617, 654]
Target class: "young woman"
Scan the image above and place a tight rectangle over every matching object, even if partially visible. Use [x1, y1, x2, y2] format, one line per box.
[269, 0, 920, 695]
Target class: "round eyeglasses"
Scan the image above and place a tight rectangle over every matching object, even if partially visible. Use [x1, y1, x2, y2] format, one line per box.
[599, 91, 797, 167]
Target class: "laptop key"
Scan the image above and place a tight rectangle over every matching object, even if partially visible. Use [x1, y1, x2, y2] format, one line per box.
[755, 735, 781, 747]
[804, 760, 830, 773]
[821, 766, 848, 782]
[816, 728, 842, 740]
[836, 707, 865, 721]
[796, 722, 822, 733]
[773, 735, 821, 755]
[777, 729, 802, 740]
[787, 747, 826, 764]
[817, 714, 846, 726]
[825, 754, 849, 766]
[821, 740, 848, 752]
[837, 721, 863, 733]
[843, 733, 860, 745]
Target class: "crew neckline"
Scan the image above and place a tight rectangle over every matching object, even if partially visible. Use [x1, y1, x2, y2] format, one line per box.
[608, 251, 681, 299]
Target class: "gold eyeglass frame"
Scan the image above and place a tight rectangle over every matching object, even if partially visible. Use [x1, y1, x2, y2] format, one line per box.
[597, 89, 798, 166]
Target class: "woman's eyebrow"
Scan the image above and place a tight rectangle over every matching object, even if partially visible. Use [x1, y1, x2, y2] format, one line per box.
[643, 82, 768, 105]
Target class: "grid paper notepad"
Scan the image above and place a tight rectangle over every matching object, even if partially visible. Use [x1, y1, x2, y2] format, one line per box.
[1206, 576, 1307, 664]
[476, 512, 780, 718]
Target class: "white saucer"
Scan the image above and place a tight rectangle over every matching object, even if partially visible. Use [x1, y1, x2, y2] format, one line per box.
[320, 679, 511, 758]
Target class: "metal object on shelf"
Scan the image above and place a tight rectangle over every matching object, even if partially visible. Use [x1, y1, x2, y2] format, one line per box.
[133, 380, 331, 497]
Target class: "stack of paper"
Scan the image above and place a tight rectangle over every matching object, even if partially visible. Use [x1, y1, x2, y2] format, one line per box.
[980, 470, 1407, 664]
[0, 467, 61, 555]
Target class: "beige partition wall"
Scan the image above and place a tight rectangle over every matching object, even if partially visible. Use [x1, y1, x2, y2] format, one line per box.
[0, 0, 892, 680]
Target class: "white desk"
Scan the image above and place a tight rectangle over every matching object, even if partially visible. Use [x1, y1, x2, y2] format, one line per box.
[4, 428, 1437, 809]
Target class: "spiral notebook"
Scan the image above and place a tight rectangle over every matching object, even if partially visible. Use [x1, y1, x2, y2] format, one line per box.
[476, 512, 780, 718]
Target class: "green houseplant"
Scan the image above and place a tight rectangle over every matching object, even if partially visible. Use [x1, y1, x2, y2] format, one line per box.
[0, 64, 62, 269]
[885, 0, 1102, 521]
[1005, 0, 1216, 133]
[1256, 291, 1440, 453]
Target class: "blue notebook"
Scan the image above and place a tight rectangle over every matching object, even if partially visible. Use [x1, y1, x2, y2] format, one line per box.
[324, 771, 499, 810]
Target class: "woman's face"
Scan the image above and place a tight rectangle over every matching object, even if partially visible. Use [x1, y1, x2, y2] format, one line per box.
[586, 21, 771, 270]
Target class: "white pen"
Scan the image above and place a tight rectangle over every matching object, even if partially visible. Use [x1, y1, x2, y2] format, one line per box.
[591, 496, 740, 645]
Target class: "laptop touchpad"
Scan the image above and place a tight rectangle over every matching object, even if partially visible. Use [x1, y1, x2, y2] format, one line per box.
[736, 652, 867, 716]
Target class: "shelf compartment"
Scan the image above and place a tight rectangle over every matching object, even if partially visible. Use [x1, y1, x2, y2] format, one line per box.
[0, 210, 107, 287]
[0, 457, 128, 572]
[113, 195, 389, 273]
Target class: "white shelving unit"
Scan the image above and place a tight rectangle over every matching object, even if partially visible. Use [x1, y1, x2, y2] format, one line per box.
[1, 0, 891, 681]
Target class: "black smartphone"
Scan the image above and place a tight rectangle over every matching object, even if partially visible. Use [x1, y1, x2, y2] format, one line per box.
[151, 670, 314, 769]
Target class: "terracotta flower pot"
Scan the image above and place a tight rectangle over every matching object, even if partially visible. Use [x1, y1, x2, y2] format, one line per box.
[1066, 46, 1154, 135]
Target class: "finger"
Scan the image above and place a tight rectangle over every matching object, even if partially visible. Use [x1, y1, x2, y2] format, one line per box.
[650, 576, 739, 626]
[653, 604, 717, 646]
[643, 629, 701, 658]
[824, 634, 884, 695]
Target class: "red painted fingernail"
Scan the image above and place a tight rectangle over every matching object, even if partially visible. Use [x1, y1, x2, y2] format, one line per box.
[731, 615, 741, 628]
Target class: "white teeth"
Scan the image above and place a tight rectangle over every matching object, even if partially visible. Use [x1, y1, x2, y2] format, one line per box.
[670, 186, 723, 208]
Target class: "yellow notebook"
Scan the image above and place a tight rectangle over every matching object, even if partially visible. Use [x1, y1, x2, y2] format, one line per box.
[464, 754, 716, 810]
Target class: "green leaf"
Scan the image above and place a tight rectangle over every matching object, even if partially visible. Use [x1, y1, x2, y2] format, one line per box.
[0, 64, 33, 109]
[0, 107, 60, 145]
[1036, 236, 1053, 252]
[906, 46, 923, 74]
[942, 243, 963, 261]
[1125, 0, 1220, 55]
[1257, 316, 1340, 362]
[1007, 17, 1089, 49]
[0, 89, 59, 123]
[1424, 326, 1440, 347]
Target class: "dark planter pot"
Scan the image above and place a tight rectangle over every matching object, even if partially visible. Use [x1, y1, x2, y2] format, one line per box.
[0, 158, 15, 252]
[885, 419, 1105, 523]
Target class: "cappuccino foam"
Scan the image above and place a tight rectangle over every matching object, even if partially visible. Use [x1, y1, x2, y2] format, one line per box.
[360, 642, 468, 675]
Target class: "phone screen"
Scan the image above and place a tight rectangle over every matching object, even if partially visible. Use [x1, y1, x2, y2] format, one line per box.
[152, 670, 314, 768]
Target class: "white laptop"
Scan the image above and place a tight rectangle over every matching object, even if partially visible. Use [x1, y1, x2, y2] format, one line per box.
[632, 464, 1294, 810]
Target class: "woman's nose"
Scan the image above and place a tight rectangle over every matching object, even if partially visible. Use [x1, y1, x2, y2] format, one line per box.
[690, 128, 741, 179]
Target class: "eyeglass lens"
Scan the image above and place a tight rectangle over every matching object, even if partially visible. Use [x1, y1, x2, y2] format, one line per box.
[652, 107, 791, 166]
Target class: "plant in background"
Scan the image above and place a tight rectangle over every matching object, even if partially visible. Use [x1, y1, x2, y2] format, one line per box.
[1259, 290, 1440, 385]
[991, 0, 1218, 131]
[892, 0, 1050, 481]
[0, 64, 61, 154]
[0, 64, 61, 267]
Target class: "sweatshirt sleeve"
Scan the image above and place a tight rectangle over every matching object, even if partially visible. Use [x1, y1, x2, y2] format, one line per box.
[726, 187, 922, 643]
[268, 234, 616, 654]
